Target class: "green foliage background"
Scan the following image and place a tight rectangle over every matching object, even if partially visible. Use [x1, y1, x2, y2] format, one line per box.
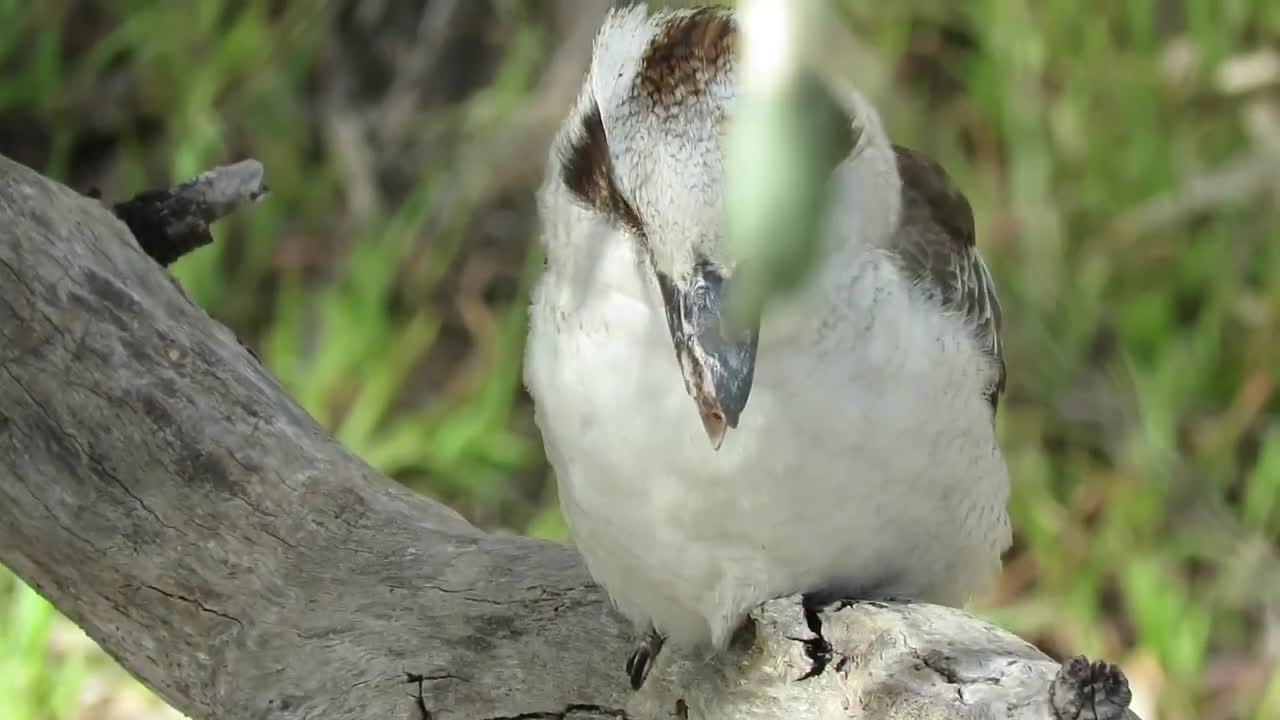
[1, 1, 1278, 719]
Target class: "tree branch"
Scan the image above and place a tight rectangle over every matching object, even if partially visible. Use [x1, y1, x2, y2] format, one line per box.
[109, 159, 269, 266]
[0, 153, 1139, 720]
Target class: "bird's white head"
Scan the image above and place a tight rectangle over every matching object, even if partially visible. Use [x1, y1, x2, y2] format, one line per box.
[538, 4, 879, 449]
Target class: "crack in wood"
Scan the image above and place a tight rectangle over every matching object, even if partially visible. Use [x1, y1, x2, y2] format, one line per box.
[138, 584, 244, 628]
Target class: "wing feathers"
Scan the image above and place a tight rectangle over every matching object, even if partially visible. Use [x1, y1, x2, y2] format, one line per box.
[891, 146, 1006, 413]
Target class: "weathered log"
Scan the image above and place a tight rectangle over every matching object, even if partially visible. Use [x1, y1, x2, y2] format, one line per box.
[0, 153, 1138, 720]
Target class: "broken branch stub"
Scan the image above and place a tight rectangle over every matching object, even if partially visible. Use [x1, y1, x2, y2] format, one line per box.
[109, 159, 268, 266]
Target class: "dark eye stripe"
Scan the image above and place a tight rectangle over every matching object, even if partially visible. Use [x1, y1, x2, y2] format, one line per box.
[559, 103, 645, 239]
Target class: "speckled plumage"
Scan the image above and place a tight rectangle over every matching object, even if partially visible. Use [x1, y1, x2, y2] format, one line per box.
[524, 4, 1011, 657]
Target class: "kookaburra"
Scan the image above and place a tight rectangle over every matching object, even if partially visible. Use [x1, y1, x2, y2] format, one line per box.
[523, 4, 1011, 688]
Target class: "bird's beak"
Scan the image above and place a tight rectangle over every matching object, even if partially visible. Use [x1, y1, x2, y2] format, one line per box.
[656, 262, 760, 450]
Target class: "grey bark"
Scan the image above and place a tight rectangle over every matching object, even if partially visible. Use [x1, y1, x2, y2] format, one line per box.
[0, 153, 1139, 720]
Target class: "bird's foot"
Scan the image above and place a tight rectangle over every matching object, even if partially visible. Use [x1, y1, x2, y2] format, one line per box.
[625, 628, 667, 690]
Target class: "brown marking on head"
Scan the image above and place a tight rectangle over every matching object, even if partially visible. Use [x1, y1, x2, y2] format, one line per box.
[635, 8, 737, 112]
[560, 102, 645, 237]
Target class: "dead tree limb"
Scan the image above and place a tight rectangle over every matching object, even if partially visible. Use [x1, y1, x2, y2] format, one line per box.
[109, 159, 268, 265]
[0, 153, 1139, 720]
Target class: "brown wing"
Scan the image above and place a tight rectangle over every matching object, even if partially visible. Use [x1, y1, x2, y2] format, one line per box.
[891, 145, 1006, 414]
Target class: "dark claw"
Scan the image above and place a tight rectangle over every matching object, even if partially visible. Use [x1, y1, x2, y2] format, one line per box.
[626, 628, 666, 690]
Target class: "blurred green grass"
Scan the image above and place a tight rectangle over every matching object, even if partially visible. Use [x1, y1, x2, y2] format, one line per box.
[1, 1, 1278, 719]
